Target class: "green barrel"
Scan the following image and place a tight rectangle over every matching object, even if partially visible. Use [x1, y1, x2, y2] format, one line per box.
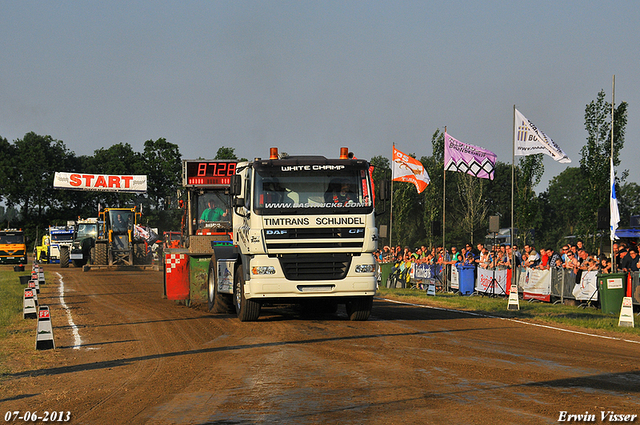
[597, 273, 627, 315]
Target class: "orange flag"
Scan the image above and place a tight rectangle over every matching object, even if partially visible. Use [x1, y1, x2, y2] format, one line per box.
[392, 146, 430, 193]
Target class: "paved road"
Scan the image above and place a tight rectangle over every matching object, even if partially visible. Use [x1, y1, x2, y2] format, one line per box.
[2, 267, 640, 424]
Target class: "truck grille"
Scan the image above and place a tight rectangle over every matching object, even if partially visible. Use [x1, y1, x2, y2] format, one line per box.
[264, 227, 364, 250]
[0, 249, 25, 256]
[278, 253, 352, 281]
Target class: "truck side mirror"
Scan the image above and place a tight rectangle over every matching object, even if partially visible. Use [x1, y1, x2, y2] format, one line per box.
[232, 197, 245, 208]
[230, 175, 242, 196]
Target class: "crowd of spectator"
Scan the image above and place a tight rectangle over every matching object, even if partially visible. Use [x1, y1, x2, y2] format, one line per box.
[375, 239, 640, 277]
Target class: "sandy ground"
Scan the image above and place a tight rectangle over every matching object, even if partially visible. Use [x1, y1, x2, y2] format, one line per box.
[1, 265, 639, 424]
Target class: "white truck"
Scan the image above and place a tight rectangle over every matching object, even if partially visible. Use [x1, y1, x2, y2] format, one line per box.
[207, 147, 385, 321]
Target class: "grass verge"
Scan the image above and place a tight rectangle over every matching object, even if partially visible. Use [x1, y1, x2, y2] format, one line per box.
[0, 265, 58, 378]
[377, 286, 640, 337]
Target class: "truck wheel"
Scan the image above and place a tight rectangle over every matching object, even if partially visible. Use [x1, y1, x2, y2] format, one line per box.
[345, 296, 373, 321]
[233, 264, 261, 321]
[60, 247, 70, 268]
[207, 259, 234, 314]
[94, 242, 108, 265]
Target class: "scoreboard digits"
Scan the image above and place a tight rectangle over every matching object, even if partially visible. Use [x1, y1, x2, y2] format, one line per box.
[184, 161, 237, 186]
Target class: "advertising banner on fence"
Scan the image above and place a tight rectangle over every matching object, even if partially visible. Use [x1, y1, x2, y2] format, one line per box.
[519, 268, 552, 302]
[414, 264, 434, 280]
[572, 270, 599, 301]
[53, 172, 147, 193]
[450, 265, 459, 290]
[475, 267, 507, 295]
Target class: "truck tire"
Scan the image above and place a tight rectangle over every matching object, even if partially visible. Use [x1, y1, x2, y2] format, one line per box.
[207, 259, 234, 314]
[94, 242, 108, 265]
[60, 247, 70, 268]
[345, 296, 373, 321]
[233, 264, 261, 321]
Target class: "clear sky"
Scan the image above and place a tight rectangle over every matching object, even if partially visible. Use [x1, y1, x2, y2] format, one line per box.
[2, 1, 639, 192]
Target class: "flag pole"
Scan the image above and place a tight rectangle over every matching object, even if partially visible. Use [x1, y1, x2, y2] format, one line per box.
[443, 127, 447, 252]
[511, 105, 516, 261]
[611, 75, 616, 271]
[390, 144, 394, 249]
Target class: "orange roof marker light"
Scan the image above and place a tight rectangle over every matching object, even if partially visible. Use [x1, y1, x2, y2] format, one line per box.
[270, 147, 279, 160]
[340, 147, 349, 159]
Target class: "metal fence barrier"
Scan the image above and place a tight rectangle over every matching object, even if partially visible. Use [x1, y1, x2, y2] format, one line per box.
[378, 262, 640, 307]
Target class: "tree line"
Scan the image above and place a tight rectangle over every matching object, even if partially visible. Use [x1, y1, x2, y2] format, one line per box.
[0, 134, 184, 247]
[1, 90, 637, 253]
[373, 90, 639, 254]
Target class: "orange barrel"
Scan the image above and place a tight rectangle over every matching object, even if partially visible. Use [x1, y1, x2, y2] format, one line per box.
[165, 252, 190, 300]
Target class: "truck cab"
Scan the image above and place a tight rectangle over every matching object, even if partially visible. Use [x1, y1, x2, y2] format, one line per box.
[0, 229, 27, 265]
[222, 147, 381, 321]
[68, 218, 99, 267]
[48, 225, 74, 265]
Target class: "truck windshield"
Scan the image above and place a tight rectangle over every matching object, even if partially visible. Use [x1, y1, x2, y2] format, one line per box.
[197, 191, 231, 229]
[253, 162, 373, 215]
[108, 211, 133, 233]
[77, 224, 98, 239]
[0, 234, 24, 244]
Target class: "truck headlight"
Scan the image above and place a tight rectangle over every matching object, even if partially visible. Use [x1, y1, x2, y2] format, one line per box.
[355, 264, 375, 273]
[252, 266, 276, 275]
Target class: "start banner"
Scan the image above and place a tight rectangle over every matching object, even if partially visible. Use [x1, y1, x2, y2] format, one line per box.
[54, 172, 147, 193]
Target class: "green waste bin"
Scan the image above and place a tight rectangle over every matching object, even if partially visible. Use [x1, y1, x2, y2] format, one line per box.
[378, 263, 393, 288]
[597, 273, 627, 315]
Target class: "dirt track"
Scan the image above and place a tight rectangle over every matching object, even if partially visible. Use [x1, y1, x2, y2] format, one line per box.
[2, 266, 640, 424]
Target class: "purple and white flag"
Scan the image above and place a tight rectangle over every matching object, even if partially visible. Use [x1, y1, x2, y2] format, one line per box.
[444, 132, 497, 180]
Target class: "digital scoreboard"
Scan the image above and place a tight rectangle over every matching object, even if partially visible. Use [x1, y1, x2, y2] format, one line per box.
[183, 160, 237, 187]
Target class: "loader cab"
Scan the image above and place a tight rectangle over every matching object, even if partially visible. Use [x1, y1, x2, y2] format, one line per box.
[106, 210, 134, 234]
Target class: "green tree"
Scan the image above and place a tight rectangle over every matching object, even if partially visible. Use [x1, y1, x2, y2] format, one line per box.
[1, 133, 75, 244]
[5, 133, 72, 222]
[89, 143, 144, 208]
[143, 138, 181, 210]
[139, 138, 183, 232]
[386, 149, 428, 249]
[455, 172, 488, 246]
[537, 167, 588, 249]
[0, 136, 13, 208]
[618, 182, 640, 226]
[215, 146, 238, 160]
[484, 162, 513, 232]
[370, 155, 391, 244]
[391, 169, 425, 249]
[578, 89, 628, 243]
[514, 154, 544, 244]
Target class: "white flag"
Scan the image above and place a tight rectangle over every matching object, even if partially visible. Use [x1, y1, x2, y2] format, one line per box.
[610, 158, 620, 241]
[514, 109, 571, 163]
